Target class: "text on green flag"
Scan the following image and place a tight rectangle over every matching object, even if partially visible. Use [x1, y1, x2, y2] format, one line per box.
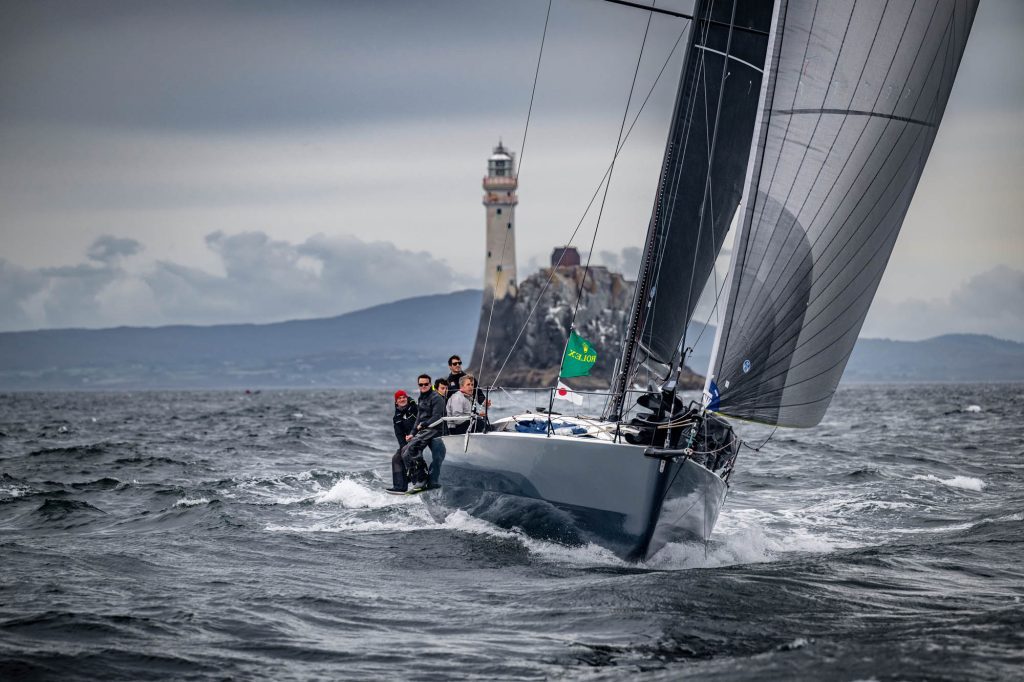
[561, 330, 597, 378]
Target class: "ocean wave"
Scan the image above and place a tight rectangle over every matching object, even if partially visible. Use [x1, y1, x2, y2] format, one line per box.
[27, 443, 129, 458]
[226, 469, 347, 505]
[70, 477, 124, 491]
[15, 498, 109, 531]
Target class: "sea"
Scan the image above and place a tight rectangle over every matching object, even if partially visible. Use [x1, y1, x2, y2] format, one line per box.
[0, 384, 1021, 681]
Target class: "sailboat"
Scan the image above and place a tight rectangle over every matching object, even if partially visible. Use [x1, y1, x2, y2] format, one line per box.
[424, 0, 979, 561]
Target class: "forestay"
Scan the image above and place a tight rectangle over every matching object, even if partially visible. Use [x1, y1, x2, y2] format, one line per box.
[707, 0, 979, 427]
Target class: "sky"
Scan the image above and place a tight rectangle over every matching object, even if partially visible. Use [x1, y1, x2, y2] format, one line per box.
[0, 0, 1021, 341]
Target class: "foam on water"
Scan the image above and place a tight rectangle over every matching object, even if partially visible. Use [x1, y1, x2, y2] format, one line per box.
[912, 474, 986, 491]
[435, 509, 629, 566]
[174, 497, 210, 508]
[316, 477, 402, 509]
[266, 516, 432, 534]
[1, 484, 31, 499]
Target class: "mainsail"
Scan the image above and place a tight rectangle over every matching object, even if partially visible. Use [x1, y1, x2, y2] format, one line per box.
[707, 0, 979, 427]
[614, 0, 773, 408]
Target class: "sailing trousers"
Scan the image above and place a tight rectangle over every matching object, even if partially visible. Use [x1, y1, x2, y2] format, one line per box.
[392, 428, 438, 489]
[428, 437, 446, 486]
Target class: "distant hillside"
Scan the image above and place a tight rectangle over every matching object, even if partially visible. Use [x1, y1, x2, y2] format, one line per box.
[845, 334, 1024, 382]
[0, 290, 483, 390]
[0, 288, 1019, 390]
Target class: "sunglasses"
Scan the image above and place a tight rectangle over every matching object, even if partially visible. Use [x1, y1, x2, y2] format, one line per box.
[418, 382, 430, 387]
[450, 361, 462, 366]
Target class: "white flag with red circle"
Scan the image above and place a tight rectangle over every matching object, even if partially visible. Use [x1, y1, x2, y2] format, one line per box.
[554, 381, 583, 405]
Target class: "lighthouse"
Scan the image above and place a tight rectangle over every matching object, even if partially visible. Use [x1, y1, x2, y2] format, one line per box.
[482, 142, 518, 301]
[470, 142, 519, 376]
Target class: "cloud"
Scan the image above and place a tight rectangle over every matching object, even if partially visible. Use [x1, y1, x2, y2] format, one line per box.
[861, 266, 1024, 342]
[0, 234, 144, 329]
[592, 246, 642, 277]
[87, 235, 142, 263]
[0, 231, 474, 331]
[0, 260, 47, 329]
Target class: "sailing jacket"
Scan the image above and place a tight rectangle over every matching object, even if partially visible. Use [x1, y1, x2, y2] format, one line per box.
[414, 389, 446, 434]
[446, 390, 476, 418]
[393, 398, 418, 446]
[445, 371, 466, 398]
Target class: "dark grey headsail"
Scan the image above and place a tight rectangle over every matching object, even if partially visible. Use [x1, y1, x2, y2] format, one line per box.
[707, 0, 978, 427]
[613, 0, 773, 410]
[634, 0, 773, 364]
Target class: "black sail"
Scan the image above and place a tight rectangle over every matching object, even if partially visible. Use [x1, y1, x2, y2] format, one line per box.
[632, 0, 774, 366]
[707, 0, 979, 427]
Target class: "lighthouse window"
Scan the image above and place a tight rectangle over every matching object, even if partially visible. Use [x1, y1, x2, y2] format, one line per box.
[496, 208, 502, 215]
[507, 223, 511, 229]
[487, 251, 491, 258]
[496, 265, 503, 272]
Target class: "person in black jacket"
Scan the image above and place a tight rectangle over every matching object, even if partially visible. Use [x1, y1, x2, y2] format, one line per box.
[392, 390, 417, 448]
[443, 355, 467, 399]
[388, 374, 446, 492]
[445, 355, 492, 412]
[389, 390, 418, 492]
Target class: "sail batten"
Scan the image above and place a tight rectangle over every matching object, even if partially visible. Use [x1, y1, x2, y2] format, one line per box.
[707, 0, 978, 428]
[771, 109, 939, 127]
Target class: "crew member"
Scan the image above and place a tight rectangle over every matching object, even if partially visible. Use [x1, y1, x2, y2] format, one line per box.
[446, 374, 488, 435]
[388, 374, 445, 492]
[444, 356, 466, 397]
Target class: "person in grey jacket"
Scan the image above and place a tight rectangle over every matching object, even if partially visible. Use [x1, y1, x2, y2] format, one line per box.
[446, 374, 482, 435]
[388, 374, 446, 492]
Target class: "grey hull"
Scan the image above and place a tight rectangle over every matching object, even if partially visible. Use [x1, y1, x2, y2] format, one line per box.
[423, 431, 728, 561]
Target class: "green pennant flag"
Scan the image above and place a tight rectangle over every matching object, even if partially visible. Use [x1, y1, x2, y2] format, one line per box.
[561, 330, 597, 378]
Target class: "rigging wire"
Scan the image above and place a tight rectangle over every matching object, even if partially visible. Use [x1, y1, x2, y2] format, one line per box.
[563, 8, 654, 339]
[546, 2, 656, 426]
[477, 0, 552, 392]
[488, 19, 690, 389]
[741, 425, 776, 452]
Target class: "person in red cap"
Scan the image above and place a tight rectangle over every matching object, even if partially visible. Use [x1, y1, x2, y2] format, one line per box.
[391, 390, 417, 451]
[389, 389, 421, 491]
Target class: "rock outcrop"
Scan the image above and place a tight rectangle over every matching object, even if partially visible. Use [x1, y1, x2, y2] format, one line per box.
[469, 266, 704, 390]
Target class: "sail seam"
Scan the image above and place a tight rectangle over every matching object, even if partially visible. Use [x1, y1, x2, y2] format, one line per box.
[722, 6, 971, 423]
[724, 0, 904, 345]
[723, 0, 925, 356]
[735, 5, 953, 362]
[725, 12, 961, 399]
